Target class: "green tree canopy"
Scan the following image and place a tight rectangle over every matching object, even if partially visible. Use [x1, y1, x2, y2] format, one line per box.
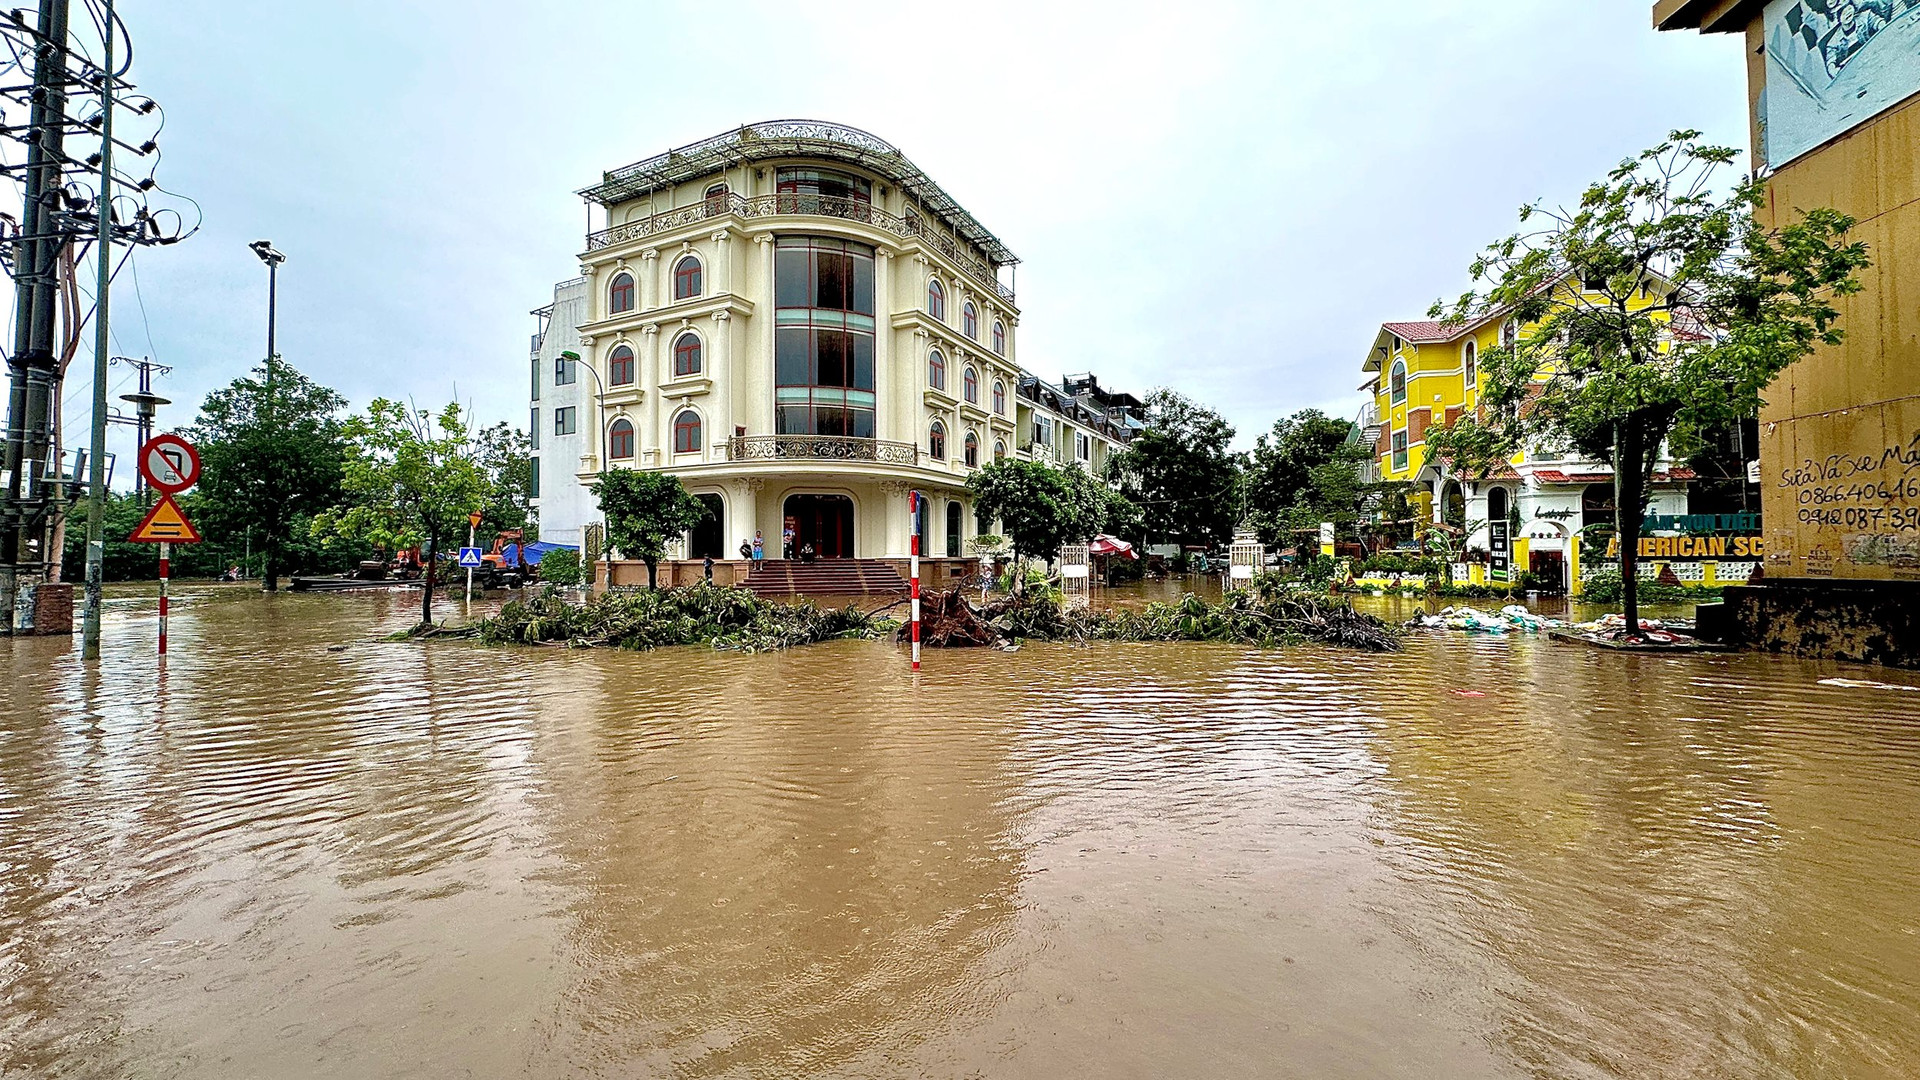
[1244, 409, 1369, 546]
[589, 469, 709, 589]
[185, 360, 349, 590]
[1425, 131, 1868, 632]
[1106, 389, 1240, 552]
[968, 458, 1108, 575]
[312, 399, 497, 626]
[474, 421, 534, 538]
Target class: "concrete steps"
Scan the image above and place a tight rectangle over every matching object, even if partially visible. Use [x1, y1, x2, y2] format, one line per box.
[745, 559, 909, 598]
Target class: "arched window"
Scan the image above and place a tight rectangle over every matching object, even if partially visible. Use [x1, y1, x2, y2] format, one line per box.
[673, 332, 702, 377]
[608, 344, 636, 386]
[673, 410, 702, 454]
[703, 182, 728, 214]
[1501, 319, 1518, 348]
[928, 349, 946, 391]
[673, 255, 702, 300]
[963, 366, 979, 404]
[993, 439, 1006, 462]
[1390, 360, 1407, 404]
[962, 301, 977, 339]
[964, 431, 979, 467]
[1463, 340, 1476, 388]
[608, 418, 635, 459]
[992, 380, 1006, 415]
[992, 321, 1006, 356]
[927, 278, 945, 321]
[1489, 486, 1514, 527]
[609, 272, 635, 314]
[928, 420, 946, 460]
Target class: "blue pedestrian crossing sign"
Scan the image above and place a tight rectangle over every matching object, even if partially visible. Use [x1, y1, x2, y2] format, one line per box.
[457, 547, 483, 568]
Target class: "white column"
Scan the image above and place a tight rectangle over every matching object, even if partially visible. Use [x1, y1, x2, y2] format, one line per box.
[639, 248, 659, 310]
[757, 234, 777, 434]
[710, 229, 732, 295]
[641, 324, 661, 463]
[1432, 476, 1446, 524]
[875, 248, 893, 441]
[712, 309, 732, 461]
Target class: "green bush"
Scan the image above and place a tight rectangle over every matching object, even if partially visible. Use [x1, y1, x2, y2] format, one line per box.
[537, 548, 582, 587]
[1578, 569, 1722, 604]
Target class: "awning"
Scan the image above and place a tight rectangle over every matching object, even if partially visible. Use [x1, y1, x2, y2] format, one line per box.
[1088, 534, 1139, 559]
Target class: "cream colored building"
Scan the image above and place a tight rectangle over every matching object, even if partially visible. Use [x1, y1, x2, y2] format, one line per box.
[530, 120, 1137, 564]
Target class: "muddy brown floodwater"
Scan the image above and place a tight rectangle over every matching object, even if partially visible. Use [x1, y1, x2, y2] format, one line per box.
[4, 585, 1920, 1079]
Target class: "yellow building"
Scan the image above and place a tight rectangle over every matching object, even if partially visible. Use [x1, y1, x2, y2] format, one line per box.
[1357, 280, 1700, 593]
[1658, 0, 1920, 666]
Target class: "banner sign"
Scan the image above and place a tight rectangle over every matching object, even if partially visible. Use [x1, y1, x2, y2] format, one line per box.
[1607, 534, 1765, 559]
[1762, 0, 1920, 167]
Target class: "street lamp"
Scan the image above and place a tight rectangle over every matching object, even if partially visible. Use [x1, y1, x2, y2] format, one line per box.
[561, 350, 611, 469]
[249, 240, 286, 378]
[250, 240, 286, 591]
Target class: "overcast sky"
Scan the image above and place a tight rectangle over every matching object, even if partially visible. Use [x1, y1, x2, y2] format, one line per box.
[64, 0, 1749, 474]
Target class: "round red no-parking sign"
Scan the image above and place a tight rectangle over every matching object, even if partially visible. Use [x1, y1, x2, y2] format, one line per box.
[140, 432, 201, 494]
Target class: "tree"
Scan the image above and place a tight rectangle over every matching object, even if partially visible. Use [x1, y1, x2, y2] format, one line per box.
[1244, 409, 1369, 546]
[589, 469, 709, 589]
[185, 361, 349, 590]
[967, 458, 1107, 582]
[1106, 389, 1239, 552]
[474, 421, 535, 538]
[312, 399, 496, 627]
[1425, 131, 1867, 635]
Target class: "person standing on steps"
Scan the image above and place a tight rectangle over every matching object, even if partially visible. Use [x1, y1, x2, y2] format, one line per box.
[752, 531, 765, 564]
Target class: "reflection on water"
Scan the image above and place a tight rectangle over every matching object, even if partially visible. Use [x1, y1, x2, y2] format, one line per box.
[3, 588, 1918, 1078]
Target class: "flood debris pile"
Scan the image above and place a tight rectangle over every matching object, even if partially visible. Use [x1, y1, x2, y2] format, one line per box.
[909, 588, 1402, 652]
[469, 584, 884, 652]
[1407, 605, 1560, 634]
[1408, 605, 1700, 644]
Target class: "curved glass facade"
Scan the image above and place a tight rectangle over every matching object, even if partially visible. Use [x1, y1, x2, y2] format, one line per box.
[775, 236, 876, 437]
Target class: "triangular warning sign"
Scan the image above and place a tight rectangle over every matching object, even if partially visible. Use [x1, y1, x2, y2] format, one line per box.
[128, 494, 202, 544]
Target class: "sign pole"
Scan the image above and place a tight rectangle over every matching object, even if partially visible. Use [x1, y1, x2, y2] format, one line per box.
[157, 541, 169, 656]
[465, 521, 476, 604]
[909, 490, 920, 671]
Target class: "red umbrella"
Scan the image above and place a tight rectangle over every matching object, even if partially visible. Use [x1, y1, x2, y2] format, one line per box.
[1088, 534, 1139, 559]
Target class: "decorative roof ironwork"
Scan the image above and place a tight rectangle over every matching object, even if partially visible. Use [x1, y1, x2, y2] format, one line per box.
[578, 120, 1018, 267]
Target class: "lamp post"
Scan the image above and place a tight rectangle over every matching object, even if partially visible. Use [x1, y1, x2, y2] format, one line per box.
[249, 239, 285, 379]
[562, 350, 610, 469]
[249, 241, 286, 591]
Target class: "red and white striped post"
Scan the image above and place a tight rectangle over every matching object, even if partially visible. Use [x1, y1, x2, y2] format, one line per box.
[157, 541, 171, 656]
[909, 489, 921, 671]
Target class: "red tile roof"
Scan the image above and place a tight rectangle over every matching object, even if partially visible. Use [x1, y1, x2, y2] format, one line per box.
[1381, 320, 1474, 344]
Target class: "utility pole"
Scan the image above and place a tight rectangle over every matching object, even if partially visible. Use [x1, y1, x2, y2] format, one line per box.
[1, 0, 71, 635]
[78, 0, 115, 658]
[117, 357, 170, 507]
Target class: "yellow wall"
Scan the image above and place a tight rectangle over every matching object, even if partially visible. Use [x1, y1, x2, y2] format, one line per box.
[1751, 92, 1920, 583]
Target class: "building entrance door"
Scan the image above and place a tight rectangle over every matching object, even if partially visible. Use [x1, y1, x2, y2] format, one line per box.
[689, 494, 725, 558]
[1530, 549, 1567, 594]
[784, 494, 855, 559]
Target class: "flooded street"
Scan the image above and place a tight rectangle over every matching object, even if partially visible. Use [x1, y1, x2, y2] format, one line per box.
[5, 588, 1920, 1078]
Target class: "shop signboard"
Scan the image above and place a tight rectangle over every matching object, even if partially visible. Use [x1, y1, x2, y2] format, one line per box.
[1489, 520, 1510, 582]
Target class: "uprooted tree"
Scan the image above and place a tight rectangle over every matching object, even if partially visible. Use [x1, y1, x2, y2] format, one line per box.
[1423, 131, 1867, 636]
